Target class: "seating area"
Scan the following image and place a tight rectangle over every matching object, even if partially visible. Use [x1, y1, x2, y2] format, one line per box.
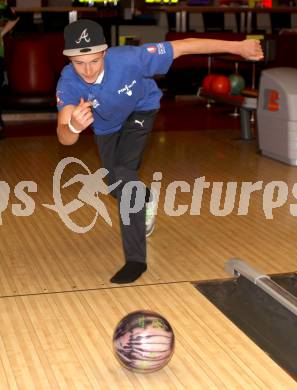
[1, 32, 67, 112]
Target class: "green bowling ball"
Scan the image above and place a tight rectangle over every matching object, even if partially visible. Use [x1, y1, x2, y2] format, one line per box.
[228, 74, 245, 95]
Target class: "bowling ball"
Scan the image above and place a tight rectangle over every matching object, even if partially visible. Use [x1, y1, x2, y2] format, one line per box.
[228, 74, 245, 95]
[209, 75, 231, 95]
[202, 74, 218, 92]
[113, 310, 175, 373]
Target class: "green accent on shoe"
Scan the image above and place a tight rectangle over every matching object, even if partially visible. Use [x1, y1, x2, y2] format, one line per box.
[145, 189, 158, 237]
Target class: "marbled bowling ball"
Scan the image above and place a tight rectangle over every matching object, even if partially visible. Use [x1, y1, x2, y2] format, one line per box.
[113, 310, 175, 373]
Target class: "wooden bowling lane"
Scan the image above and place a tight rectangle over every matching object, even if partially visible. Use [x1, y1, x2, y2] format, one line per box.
[0, 282, 295, 389]
[1, 119, 297, 387]
[1, 128, 297, 296]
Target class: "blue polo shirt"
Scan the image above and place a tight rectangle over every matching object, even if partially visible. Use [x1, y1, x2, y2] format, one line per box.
[56, 42, 174, 135]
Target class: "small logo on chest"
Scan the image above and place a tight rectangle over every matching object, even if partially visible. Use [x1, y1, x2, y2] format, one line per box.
[118, 80, 137, 96]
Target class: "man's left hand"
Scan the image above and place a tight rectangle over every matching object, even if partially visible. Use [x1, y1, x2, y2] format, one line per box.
[239, 39, 264, 61]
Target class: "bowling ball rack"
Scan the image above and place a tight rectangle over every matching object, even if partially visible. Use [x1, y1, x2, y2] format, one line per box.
[198, 87, 257, 140]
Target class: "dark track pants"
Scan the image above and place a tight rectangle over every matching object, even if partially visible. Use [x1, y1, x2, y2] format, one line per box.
[95, 109, 158, 264]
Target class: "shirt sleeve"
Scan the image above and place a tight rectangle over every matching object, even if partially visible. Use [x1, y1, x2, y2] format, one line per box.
[56, 77, 80, 111]
[137, 42, 174, 77]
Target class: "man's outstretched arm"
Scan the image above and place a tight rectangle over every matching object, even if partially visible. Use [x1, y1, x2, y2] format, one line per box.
[171, 38, 264, 61]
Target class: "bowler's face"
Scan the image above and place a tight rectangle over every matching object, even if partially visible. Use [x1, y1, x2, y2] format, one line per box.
[70, 51, 105, 84]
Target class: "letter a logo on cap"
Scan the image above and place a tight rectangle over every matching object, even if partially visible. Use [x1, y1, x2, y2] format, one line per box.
[76, 29, 91, 44]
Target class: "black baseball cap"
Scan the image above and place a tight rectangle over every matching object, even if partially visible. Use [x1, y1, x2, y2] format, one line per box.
[63, 19, 108, 57]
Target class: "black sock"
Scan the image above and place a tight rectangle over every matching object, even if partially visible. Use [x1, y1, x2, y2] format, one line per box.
[110, 262, 147, 284]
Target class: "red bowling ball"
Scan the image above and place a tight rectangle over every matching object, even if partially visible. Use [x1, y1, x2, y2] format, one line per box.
[210, 75, 231, 95]
[202, 74, 217, 92]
